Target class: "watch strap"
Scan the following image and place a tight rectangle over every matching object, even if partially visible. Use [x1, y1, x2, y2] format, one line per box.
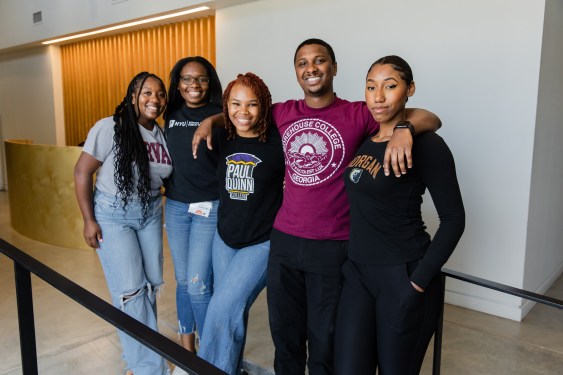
[394, 120, 415, 136]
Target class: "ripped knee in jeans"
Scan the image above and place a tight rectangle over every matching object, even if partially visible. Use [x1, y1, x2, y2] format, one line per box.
[189, 273, 209, 294]
[119, 282, 163, 309]
[119, 288, 144, 310]
[146, 282, 164, 299]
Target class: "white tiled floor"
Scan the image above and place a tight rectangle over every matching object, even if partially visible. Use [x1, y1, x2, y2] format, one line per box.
[0, 190, 562, 374]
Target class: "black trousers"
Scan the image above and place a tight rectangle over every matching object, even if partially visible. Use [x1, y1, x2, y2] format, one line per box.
[267, 229, 347, 375]
[333, 259, 443, 375]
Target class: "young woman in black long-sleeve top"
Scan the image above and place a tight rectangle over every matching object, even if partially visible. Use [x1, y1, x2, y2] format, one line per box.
[334, 55, 466, 375]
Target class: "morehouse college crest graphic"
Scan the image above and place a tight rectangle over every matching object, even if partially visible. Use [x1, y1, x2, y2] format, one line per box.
[282, 118, 345, 186]
[224, 153, 262, 201]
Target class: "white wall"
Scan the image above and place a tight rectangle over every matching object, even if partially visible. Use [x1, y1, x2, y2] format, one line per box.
[523, 0, 563, 316]
[215, 0, 558, 320]
[0, 47, 58, 145]
[0, 47, 60, 190]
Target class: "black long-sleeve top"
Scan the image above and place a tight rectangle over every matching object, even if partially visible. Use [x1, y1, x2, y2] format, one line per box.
[344, 132, 465, 289]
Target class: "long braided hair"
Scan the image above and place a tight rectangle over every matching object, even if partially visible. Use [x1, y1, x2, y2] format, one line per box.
[223, 72, 272, 142]
[112, 72, 166, 218]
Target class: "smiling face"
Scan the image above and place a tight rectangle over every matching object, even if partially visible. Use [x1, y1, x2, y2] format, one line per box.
[132, 77, 167, 128]
[365, 63, 415, 127]
[177, 61, 210, 108]
[294, 43, 337, 102]
[227, 83, 261, 138]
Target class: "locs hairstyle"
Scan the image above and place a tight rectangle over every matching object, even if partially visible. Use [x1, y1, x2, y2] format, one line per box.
[293, 38, 337, 64]
[223, 72, 272, 142]
[112, 71, 167, 218]
[164, 56, 223, 122]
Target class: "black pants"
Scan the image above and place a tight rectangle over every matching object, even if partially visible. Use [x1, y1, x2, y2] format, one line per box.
[267, 229, 347, 375]
[333, 259, 443, 375]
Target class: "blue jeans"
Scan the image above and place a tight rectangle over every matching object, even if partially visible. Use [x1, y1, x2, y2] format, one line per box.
[94, 191, 169, 375]
[198, 231, 269, 375]
[164, 198, 218, 337]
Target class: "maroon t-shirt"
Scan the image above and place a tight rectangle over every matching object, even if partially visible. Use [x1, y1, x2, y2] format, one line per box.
[272, 96, 379, 240]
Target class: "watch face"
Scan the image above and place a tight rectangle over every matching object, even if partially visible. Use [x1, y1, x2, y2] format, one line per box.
[395, 121, 414, 135]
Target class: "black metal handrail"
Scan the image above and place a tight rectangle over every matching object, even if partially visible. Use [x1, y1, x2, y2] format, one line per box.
[432, 267, 563, 375]
[0, 238, 227, 375]
[2, 236, 562, 375]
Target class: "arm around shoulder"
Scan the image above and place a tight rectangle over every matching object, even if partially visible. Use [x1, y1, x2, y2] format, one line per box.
[384, 109, 441, 176]
[405, 108, 441, 135]
[192, 113, 225, 158]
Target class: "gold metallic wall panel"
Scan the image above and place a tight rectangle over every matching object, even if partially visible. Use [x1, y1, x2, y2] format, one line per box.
[5, 140, 89, 250]
[61, 15, 216, 147]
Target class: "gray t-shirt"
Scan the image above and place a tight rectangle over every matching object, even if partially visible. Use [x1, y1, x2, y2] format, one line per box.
[82, 116, 173, 197]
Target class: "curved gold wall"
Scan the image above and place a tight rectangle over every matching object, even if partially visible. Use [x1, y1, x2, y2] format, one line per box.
[5, 140, 89, 250]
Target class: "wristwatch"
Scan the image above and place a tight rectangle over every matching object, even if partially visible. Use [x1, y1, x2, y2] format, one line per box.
[394, 120, 415, 136]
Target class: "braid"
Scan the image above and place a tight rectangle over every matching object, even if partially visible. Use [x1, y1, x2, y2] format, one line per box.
[222, 72, 272, 142]
[112, 72, 163, 219]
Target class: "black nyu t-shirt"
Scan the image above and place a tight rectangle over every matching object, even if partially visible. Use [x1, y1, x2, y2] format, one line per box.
[165, 103, 223, 203]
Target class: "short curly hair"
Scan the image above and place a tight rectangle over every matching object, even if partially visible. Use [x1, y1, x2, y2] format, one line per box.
[222, 72, 273, 142]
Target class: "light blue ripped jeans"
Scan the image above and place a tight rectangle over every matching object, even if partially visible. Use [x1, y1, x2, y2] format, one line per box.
[164, 198, 218, 338]
[94, 190, 169, 375]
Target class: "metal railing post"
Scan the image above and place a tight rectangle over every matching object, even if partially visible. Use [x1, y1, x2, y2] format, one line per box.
[14, 262, 38, 375]
[432, 273, 446, 375]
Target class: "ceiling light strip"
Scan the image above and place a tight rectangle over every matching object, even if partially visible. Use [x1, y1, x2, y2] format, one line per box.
[42, 6, 210, 45]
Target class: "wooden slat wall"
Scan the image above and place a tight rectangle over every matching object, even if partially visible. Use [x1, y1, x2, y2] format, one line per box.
[62, 16, 215, 146]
